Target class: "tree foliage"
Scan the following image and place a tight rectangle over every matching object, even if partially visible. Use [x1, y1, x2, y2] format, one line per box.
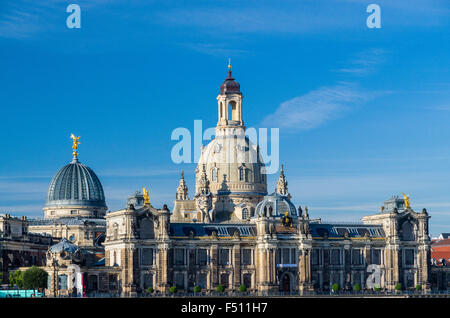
[22, 266, 48, 290]
[9, 270, 24, 288]
[216, 284, 225, 293]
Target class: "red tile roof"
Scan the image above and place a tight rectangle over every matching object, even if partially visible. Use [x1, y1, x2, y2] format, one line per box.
[431, 239, 450, 266]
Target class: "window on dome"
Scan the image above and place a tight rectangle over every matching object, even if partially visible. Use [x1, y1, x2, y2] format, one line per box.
[70, 210, 77, 215]
[242, 208, 250, 219]
[239, 167, 245, 181]
[212, 168, 218, 182]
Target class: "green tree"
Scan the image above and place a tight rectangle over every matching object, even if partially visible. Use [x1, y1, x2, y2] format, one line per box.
[331, 283, 339, 293]
[373, 284, 381, 292]
[23, 266, 48, 291]
[352, 283, 361, 292]
[9, 270, 24, 288]
[193, 286, 201, 293]
[216, 284, 225, 293]
[239, 284, 247, 292]
[395, 283, 402, 291]
[415, 284, 422, 291]
[169, 286, 177, 294]
[147, 287, 154, 294]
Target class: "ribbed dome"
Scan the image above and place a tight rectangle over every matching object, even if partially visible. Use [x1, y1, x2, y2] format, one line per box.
[49, 238, 79, 254]
[45, 158, 106, 208]
[220, 70, 241, 95]
[255, 192, 297, 218]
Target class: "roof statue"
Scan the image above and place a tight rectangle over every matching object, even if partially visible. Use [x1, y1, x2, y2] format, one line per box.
[70, 133, 81, 159]
[402, 193, 411, 209]
[142, 187, 150, 205]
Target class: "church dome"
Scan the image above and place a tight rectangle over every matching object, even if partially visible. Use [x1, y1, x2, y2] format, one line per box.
[255, 192, 297, 218]
[45, 157, 106, 209]
[197, 133, 267, 196]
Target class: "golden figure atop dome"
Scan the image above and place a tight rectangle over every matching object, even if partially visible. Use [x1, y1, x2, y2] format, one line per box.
[70, 134, 81, 158]
[142, 187, 150, 205]
[228, 58, 231, 71]
[402, 193, 411, 209]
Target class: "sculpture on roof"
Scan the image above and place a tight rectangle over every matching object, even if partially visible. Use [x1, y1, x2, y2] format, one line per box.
[402, 193, 411, 209]
[70, 133, 81, 158]
[281, 211, 293, 228]
[142, 187, 150, 205]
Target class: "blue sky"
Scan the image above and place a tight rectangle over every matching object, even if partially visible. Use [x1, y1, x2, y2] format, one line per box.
[0, 0, 449, 237]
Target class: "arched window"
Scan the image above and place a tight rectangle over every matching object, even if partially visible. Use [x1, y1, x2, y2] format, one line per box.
[211, 167, 218, 182]
[242, 208, 250, 219]
[228, 101, 237, 121]
[239, 167, 248, 182]
[401, 221, 415, 241]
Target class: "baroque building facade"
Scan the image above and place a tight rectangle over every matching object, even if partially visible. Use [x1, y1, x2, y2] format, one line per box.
[100, 66, 432, 295]
[4, 64, 432, 296]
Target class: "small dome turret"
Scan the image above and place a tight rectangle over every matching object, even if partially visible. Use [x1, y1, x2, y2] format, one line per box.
[255, 192, 297, 218]
[220, 59, 241, 95]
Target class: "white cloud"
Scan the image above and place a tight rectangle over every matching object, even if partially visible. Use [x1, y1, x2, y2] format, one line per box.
[261, 83, 369, 130]
[336, 48, 387, 76]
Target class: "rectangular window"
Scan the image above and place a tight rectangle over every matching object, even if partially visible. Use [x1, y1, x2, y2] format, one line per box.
[174, 249, 185, 265]
[108, 275, 117, 290]
[58, 275, 67, 290]
[372, 249, 382, 265]
[404, 249, 415, 266]
[352, 249, 362, 265]
[242, 249, 252, 265]
[197, 249, 208, 265]
[219, 249, 230, 265]
[282, 248, 290, 264]
[141, 248, 154, 265]
[311, 249, 320, 266]
[291, 248, 296, 264]
[220, 273, 229, 288]
[174, 273, 185, 289]
[143, 274, 153, 289]
[243, 273, 252, 288]
[197, 273, 207, 289]
[330, 249, 341, 265]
